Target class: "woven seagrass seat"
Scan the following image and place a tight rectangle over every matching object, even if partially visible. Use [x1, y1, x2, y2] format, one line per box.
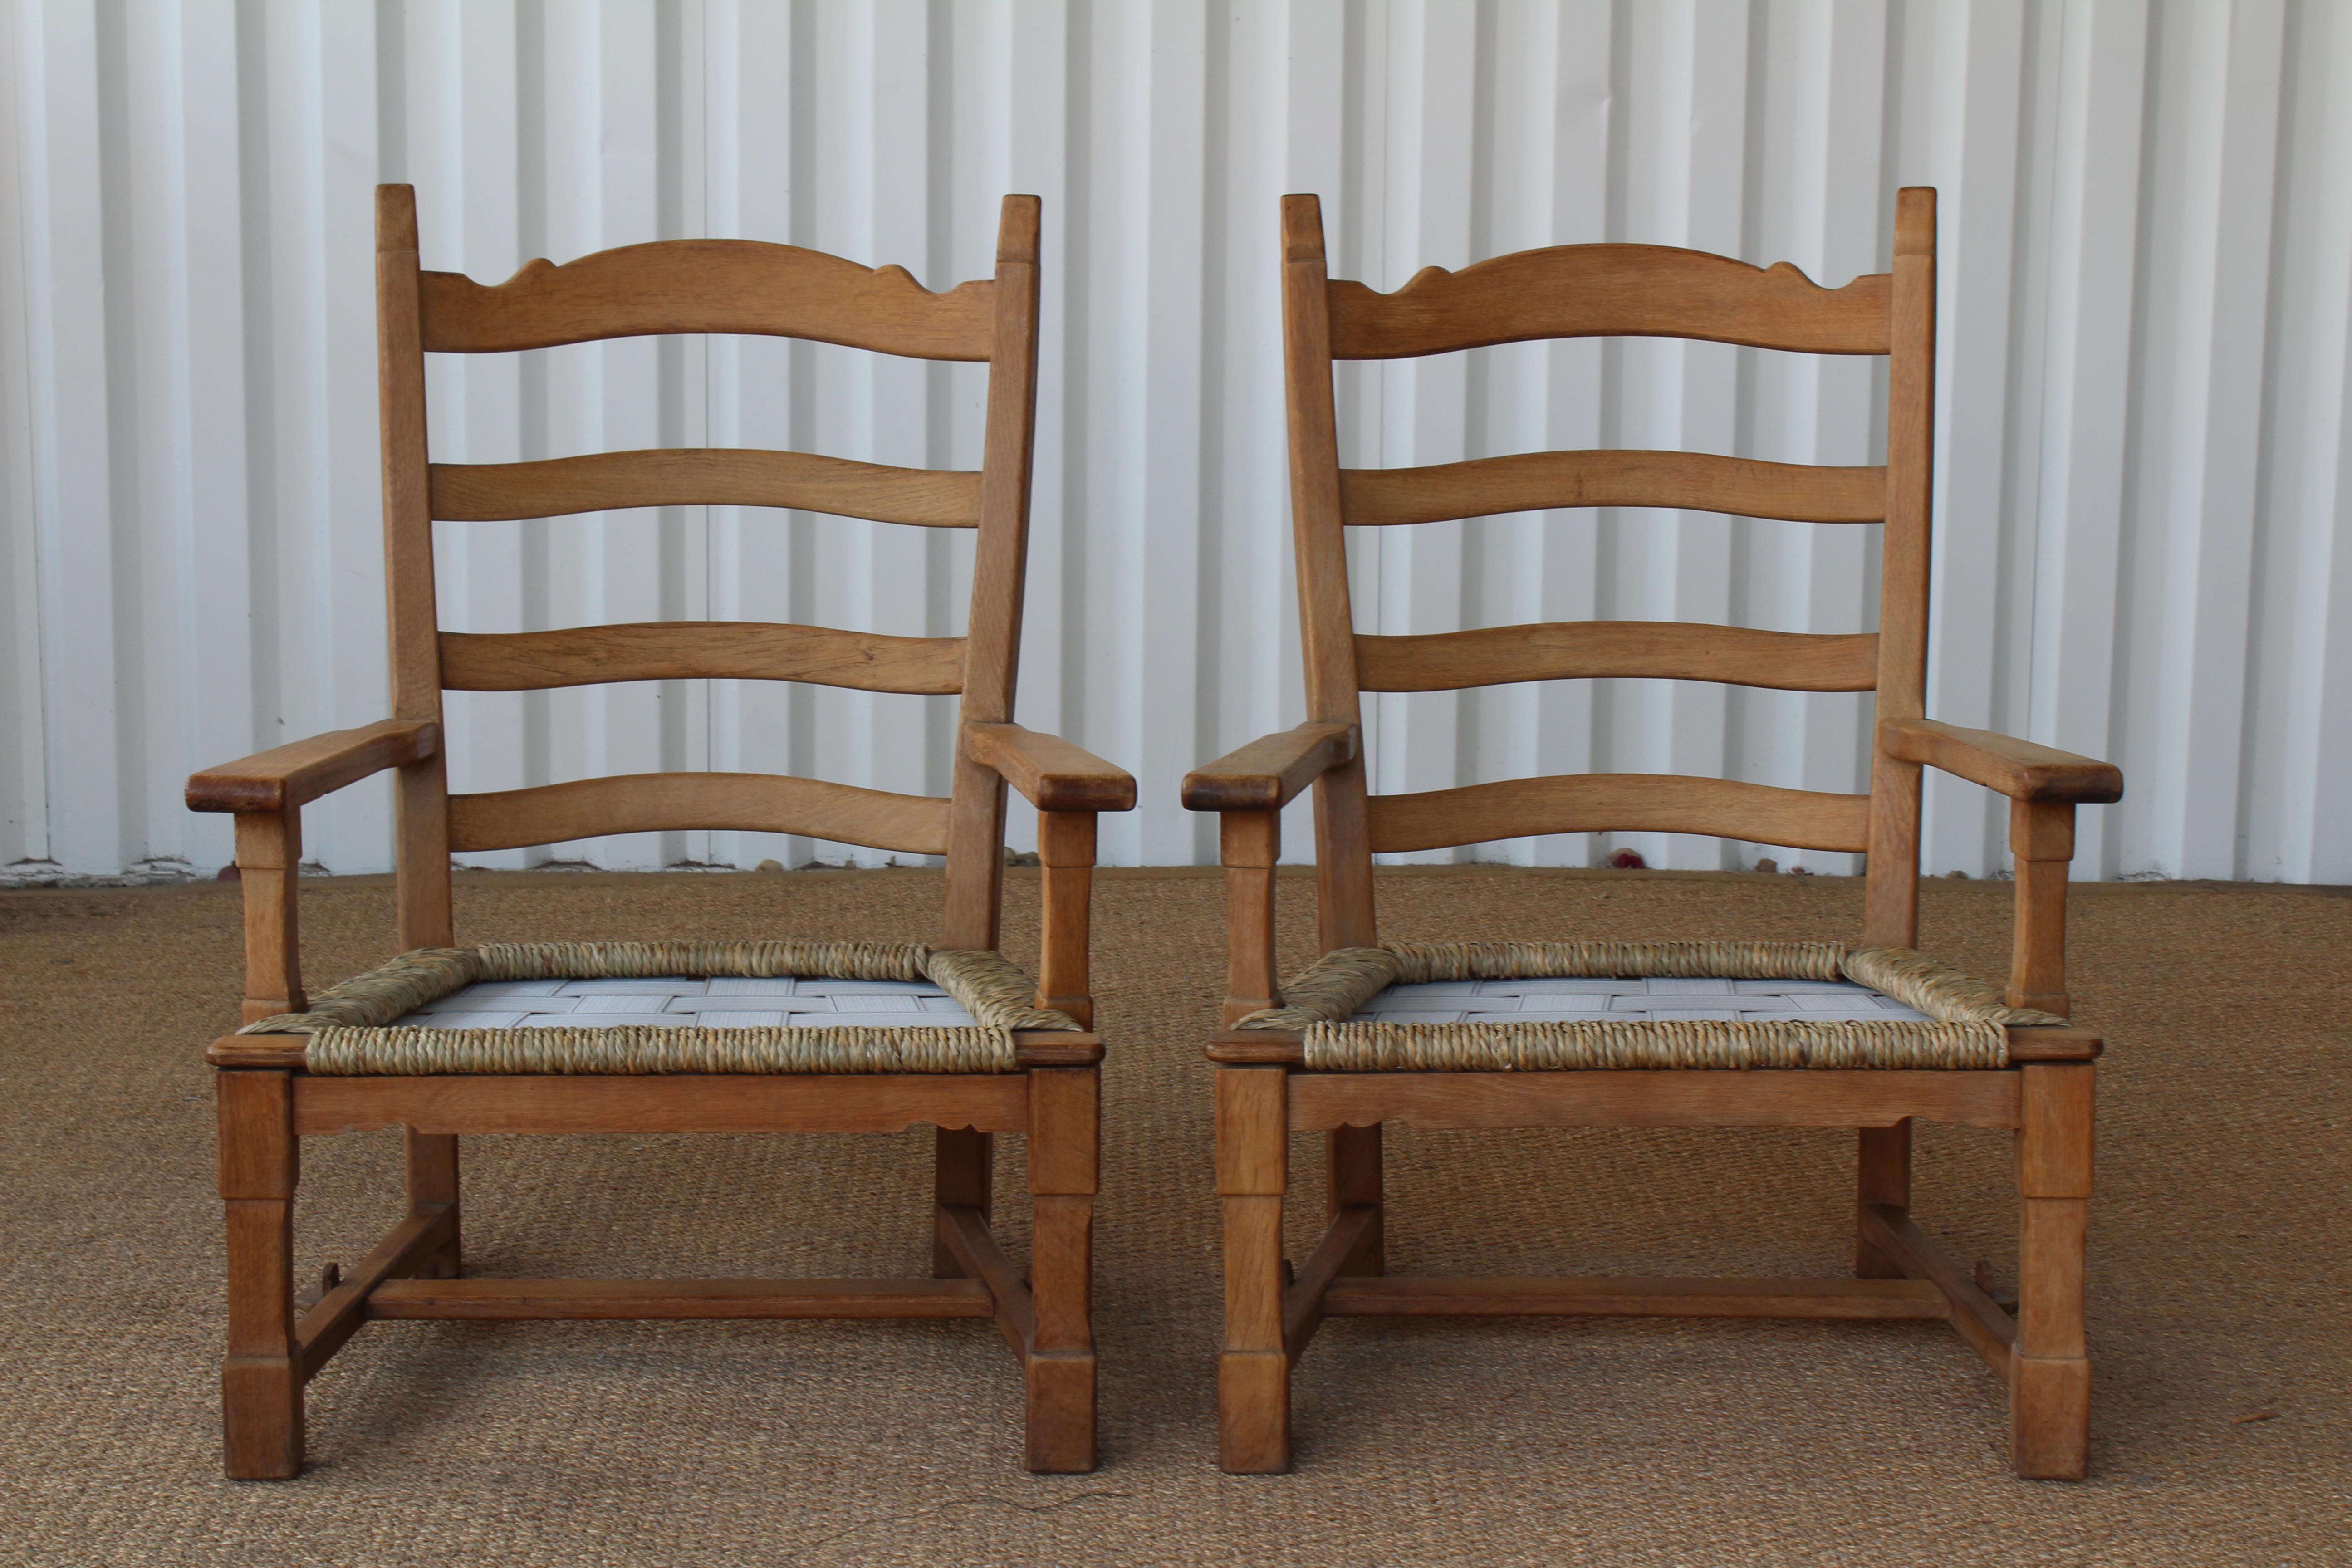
[236, 941, 1080, 1075]
[1184, 191, 2122, 1479]
[187, 190, 1130, 1479]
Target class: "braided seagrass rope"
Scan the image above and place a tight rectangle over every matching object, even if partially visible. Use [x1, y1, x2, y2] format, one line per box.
[1308, 1017, 2009, 1072]
[305, 1024, 1012, 1076]
[1232, 940, 2060, 1071]
[240, 940, 1077, 1075]
[1842, 946, 2066, 1027]
[1393, 940, 1852, 984]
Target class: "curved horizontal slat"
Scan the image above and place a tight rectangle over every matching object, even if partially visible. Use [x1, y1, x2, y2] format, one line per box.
[419, 241, 994, 360]
[1367, 775, 1871, 854]
[431, 451, 980, 526]
[448, 774, 951, 855]
[1328, 246, 1890, 359]
[1356, 623, 1878, 693]
[1342, 451, 1886, 526]
[441, 623, 965, 695]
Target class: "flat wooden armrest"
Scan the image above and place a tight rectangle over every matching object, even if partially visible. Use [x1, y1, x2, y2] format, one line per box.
[1181, 721, 1357, 813]
[962, 722, 1137, 813]
[1880, 717, 2122, 805]
[186, 719, 441, 813]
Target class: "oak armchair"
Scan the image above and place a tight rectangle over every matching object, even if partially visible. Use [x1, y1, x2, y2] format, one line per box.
[1187, 190, 2121, 1479]
[189, 188, 1130, 1478]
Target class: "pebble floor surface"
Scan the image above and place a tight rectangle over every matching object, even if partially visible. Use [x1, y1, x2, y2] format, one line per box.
[2, 865, 2346, 1566]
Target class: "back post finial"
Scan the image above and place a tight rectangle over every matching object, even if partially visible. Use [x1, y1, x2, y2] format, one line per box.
[1282, 194, 1327, 265]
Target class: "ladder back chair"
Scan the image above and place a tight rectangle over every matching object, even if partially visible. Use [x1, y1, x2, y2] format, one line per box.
[188, 187, 1131, 1478]
[1185, 190, 2122, 1479]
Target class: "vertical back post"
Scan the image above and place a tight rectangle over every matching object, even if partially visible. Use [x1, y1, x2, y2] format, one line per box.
[944, 195, 1042, 951]
[1281, 195, 1377, 952]
[1864, 187, 1936, 950]
[377, 186, 453, 951]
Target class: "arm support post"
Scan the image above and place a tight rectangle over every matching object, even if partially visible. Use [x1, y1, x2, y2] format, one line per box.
[190, 718, 445, 1024]
[235, 813, 304, 1024]
[2010, 800, 2075, 1018]
[1186, 725, 1359, 1029]
[1221, 811, 1281, 1026]
[1035, 811, 1098, 1029]
[1877, 716, 2118, 1021]
[956, 723, 1133, 1028]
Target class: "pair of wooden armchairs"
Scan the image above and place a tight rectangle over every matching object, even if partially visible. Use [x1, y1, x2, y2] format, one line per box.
[191, 185, 2118, 1483]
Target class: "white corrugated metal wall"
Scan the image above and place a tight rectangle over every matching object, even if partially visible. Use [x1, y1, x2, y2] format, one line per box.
[5, 0, 2349, 882]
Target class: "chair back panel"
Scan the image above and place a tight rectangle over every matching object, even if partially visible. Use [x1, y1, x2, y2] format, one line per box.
[1325, 244, 1891, 361]
[446, 773, 954, 858]
[1367, 776, 1872, 858]
[438, 624, 966, 696]
[429, 450, 981, 527]
[1354, 624, 1878, 695]
[417, 240, 996, 359]
[376, 185, 1042, 952]
[1341, 451, 1885, 527]
[1279, 189, 1937, 954]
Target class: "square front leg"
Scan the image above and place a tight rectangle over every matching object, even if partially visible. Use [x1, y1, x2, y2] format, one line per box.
[2012, 1062, 2092, 1478]
[1217, 1066, 1290, 1472]
[218, 1070, 303, 1479]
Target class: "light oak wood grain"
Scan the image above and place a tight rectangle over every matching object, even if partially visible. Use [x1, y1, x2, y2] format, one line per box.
[419, 240, 995, 359]
[1882, 716, 2124, 804]
[1280, 196, 1379, 953]
[447, 772, 952, 855]
[234, 813, 304, 1024]
[1285, 1070, 2023, 1132]
[935, 1203, 1037, 1362]
[186, 719, 441, 813]
[440, 623, 965, 695]
[1326, 244, 1891, 359]
[1319, 1275, 1949, 1320]
[1220, 811, 1281, 1026]
[219, 1070, 302, 1478]
[1367, 773, 1871, 854]
[295, 1206, 456, 1380]
[429, 448, 980, 525]
[963, 722, 1136, 813]
[1198, 185, 2110, 1483]
[1280, 1203, 1380, 1358]
[365, 1276, 994, 1320]
[1183, 722, 1358, 813]
[204, 191, 1113, 1483]
[941, 197, 1044, 953]
[1357, 623, 1877, 694]
[1864, 187, 1938, 951]
[294, 1073, 1030, 1138]
[1342, 450, 1886, 526]
[1859, 1203, 2014, 1377]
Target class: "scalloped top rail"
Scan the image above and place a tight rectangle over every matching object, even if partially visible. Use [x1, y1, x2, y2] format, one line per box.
[1325, 245, 1891, 359]
[419, 240, 998, 360]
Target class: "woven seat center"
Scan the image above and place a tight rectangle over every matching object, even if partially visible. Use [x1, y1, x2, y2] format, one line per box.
[1349, 975, 1933, 1025]
[389, 975, 980, 1031]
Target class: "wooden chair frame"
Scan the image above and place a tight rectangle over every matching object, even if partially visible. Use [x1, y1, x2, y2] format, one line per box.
[188, 188, 1132, 1478]
[1185, 191, 2122, 1479]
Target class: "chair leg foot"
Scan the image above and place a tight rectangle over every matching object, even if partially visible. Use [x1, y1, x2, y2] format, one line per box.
[1219, 1351, 1291, 1473]
[1024, 1351, 1097, 1473]
[221, 1355, 304, 1479]
[2010, 1353, 2090, 1479]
